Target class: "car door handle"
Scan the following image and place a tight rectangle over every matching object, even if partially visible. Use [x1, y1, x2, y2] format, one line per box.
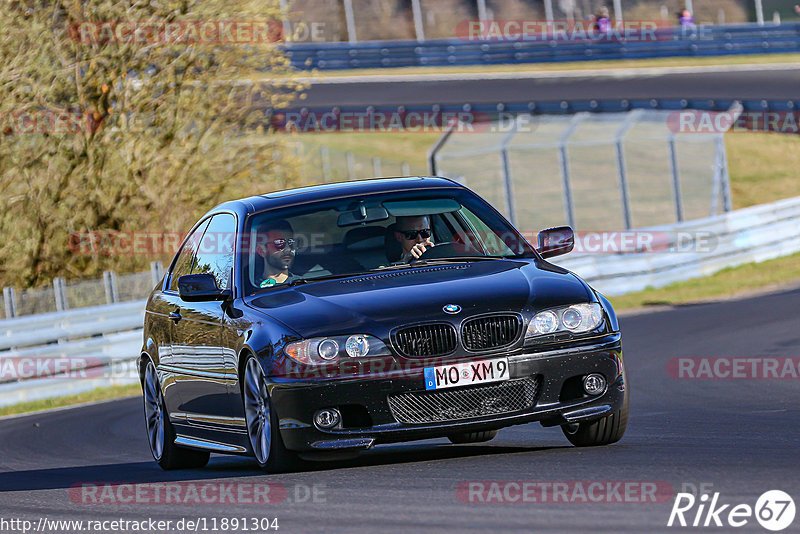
[169, 310, 182, 323]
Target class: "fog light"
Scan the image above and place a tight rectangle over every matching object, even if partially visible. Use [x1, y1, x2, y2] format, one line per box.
[314, 408, 341, 429]
[582, 373, 606, 395]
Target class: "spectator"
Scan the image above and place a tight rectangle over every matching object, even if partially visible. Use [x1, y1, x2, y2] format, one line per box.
[595, 6, 611, 33]
[679, 9, 696, 30]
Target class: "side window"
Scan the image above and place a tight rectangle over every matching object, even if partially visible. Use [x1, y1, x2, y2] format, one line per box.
[458, 207, 516, 256]
[192, 213, 236, 290]
[168, 218, 210, 291]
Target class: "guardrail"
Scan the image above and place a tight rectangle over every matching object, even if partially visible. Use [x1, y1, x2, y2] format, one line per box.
[559, 195, 800, 296]
[285, 22, 800, 70]
[1, 194, 799, 407]
[0, 301, 144, 407]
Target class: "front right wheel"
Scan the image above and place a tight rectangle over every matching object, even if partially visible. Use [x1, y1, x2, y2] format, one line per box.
[242, 357, 298, 472]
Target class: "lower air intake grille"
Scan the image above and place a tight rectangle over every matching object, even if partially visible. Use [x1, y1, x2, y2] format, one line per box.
[387, 376, 541, 424]
[392, 323, 457, 357]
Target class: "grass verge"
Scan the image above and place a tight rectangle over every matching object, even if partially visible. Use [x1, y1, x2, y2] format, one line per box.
[609, 250, 800, 311]
[0, 383, 141, 418]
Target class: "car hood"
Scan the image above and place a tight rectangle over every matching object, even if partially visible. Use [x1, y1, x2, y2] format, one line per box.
[245, 260, 593, 339]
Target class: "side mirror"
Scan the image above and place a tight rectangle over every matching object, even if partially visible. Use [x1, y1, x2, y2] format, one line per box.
[537, 226, 575, 259]
[178, 273, 232, 302]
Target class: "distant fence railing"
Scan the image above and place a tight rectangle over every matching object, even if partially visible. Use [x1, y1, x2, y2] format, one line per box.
[285, 22, 800, 70]
[558, 194, 800, 296]
[1, 262, 163, 320]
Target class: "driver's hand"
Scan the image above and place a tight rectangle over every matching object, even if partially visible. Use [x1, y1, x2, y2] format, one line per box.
[409, 242, 433, 260]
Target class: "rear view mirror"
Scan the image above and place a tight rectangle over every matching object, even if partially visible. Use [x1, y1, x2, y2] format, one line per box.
[178, 274, 231, 302]
[537, 226, 575, 258]
[337, 205, 389, 227]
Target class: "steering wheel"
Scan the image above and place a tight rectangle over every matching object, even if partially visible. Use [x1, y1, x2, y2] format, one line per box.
[410, 241, 482, 263]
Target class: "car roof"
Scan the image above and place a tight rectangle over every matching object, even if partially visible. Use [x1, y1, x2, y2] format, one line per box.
[209, 176, 466, 218]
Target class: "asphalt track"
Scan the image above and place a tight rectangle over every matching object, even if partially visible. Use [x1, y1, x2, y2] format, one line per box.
[1, 284, 798, 533]
[297, 64, 800, 109]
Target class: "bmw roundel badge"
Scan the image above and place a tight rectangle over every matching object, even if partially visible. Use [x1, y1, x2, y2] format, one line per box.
[443, 304, 462, 314]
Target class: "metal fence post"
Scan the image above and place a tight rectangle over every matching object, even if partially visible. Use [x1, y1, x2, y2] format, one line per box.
[613, 109, 642, 230]
[719, 137, 733, 212]
[150, 261, 164, 288]
[411, 0, 425, 42]
[401, 162, 411, 176]
[754, 0, 765, 25]
[278, 0, 291, 41]
[3, 287, 17, 318]
[557, 114, 587, 229]
[499, 116, 521, 227]
[103, 271, 119, 304]
[321, 146, 332, 182]
[711, 146, 722, 216]
[711, 135, 733, 215]
[477, 0, 488, 22]
[53, 277, 68, 311]
[613, 0, 623, 24]
[372, 157, 382, 177]
[343, 0, 357, 43]
[427, 120, 457, 175]
[667, 134, 684, 223]
[346, 152, 356, 180]
[544, 0, 554, 24]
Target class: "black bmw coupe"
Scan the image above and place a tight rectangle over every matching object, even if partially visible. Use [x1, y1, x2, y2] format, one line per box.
[139, 177, 628, 471]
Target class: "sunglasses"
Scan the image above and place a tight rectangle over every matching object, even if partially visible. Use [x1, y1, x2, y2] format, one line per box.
[271, 238, 296, 251]
[398, 228, 432, 240]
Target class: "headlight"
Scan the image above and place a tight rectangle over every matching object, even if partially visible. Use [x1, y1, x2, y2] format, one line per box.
[285, 334, 390, 365]
[526, 303, 604, 340]
[345, 335, 370, 358]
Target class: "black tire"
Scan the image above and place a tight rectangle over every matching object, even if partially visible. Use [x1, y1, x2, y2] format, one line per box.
[142, 361, 210, 470]
[242, 356, 300, 473]
[561, 394, 629, 447]
[448, 430, 498, 444]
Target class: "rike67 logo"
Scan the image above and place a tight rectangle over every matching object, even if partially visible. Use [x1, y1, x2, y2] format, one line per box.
[668, 490, 795, 531]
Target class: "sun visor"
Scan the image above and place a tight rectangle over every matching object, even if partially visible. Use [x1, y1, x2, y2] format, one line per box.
[382, 199, 461, 217]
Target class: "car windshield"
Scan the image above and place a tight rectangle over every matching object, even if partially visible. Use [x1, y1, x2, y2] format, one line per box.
[242, 188, 536, 296]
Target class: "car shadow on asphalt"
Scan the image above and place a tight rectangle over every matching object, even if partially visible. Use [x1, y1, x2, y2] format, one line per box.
[0, 442, 570, 492]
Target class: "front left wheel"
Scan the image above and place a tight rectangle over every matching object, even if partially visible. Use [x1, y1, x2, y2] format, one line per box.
[143, 361, 210, 470]
[242, 357, 299, 472]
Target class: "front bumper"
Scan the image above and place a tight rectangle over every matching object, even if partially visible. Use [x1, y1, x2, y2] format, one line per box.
[269, 333, 626, 452]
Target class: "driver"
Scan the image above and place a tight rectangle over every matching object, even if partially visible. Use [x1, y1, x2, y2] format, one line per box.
[394, 215, 434, 262]
[255, 219, 299, 288]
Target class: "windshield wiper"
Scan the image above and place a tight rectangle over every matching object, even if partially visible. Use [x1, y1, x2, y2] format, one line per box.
[411, 256, 507, 266]
[288, 272, 373, 286]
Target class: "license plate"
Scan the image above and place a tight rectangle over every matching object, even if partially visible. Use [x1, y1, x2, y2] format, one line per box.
[423, 357, 510, 391]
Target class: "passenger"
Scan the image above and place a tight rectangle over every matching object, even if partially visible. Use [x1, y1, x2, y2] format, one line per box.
[255, 219, 299, 287]
[394, 215, 435, 262]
